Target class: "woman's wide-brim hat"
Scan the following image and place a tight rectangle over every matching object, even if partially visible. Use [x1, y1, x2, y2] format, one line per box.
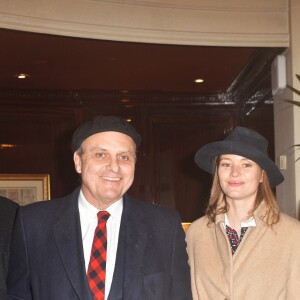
[194, 126, 284, 187]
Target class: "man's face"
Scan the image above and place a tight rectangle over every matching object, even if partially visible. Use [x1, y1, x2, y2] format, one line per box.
[74, 131, 136, 209]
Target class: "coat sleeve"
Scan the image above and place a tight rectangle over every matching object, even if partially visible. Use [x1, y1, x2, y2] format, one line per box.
[286, 246, 300, 298]
[5, 208, 32, 300]
[170, 214, 193, 300]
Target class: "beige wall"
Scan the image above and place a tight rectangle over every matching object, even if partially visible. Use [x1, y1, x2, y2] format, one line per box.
[274, 0, 300, 219]
[0, 0, 288, 46]
[293, 1, 300, 220]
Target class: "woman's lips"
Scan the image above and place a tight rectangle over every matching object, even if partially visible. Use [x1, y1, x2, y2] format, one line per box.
[228, 181, 243, 187]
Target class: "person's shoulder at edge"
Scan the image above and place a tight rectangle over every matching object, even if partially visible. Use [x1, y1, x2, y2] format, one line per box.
[186, 215, 210, 238]
[275, 211, 300, 234]
[0, 196, 18, 209]
[127, 195, 180, 216]
[125, 194, 184, 230]
[0, 196, 19, 224]
[14, 188, 79, 224]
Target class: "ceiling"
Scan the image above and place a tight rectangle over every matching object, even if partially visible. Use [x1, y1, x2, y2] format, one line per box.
[0, 28, 258, 94]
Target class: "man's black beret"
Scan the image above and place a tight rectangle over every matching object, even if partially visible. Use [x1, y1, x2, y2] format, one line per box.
[71, 115, 142, 152]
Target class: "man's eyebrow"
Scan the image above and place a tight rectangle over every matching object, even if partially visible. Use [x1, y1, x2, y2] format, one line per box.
[119, 150, 134, 154]
[89, 146, 107, 152]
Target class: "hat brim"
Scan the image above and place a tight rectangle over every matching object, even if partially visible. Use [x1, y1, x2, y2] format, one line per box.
[194, 141, 284, 188]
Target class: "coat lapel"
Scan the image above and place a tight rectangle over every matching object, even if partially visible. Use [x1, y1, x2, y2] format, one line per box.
[233, 201, 269, 264]
[53, 193, 92, 300]
[214, 200, 270, 295]
[215, 217, 233, 295]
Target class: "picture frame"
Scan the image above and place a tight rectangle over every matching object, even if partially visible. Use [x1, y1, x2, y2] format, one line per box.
[0, 174, 50, 205]
[181, 222, 191, 233]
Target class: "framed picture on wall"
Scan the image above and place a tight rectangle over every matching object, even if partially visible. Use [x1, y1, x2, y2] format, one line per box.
[0, 174, 50, 205]
[181, 222, 192, 233]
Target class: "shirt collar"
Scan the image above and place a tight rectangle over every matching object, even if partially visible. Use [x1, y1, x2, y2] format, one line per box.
[224, 213, 256, 228]
[78, 189, 123, 223]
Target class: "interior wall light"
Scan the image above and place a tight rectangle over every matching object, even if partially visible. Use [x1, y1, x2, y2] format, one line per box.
[16, 73, 30, 79]
[0, 144, 18, 150]
[194, 78, 204, 83]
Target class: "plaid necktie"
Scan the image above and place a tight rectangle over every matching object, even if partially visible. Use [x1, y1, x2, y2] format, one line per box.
[87, 211, 110, 300]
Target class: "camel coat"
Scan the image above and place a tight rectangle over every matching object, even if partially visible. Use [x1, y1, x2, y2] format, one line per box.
[186, 201, 300, 300]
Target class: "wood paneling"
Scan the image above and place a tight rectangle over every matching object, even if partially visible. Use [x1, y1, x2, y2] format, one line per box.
[0, 91, 274, 221]
[140, 108, 237, 221]
[0, 106, 81, 198]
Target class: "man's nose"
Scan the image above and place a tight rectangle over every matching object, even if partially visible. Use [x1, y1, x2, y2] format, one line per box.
[107, 157, 120, 172]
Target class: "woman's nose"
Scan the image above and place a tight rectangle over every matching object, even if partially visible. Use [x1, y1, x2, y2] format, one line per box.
[230, 165, 240, 177]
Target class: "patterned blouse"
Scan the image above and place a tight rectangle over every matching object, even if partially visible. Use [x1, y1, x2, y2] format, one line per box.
[225, 225, 248, 255]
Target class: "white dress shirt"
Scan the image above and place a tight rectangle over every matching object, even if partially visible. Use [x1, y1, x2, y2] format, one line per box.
[78, 190, 123, 300]
[224, 213, 257, 228]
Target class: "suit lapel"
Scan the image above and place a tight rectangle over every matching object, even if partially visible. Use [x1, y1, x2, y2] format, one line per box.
[109, 195, 148, 300]
[53, 193, 92, 300]
[124, 198, 147, 299]
[0, 258, 5, 291]
[107, 208, 126, 300]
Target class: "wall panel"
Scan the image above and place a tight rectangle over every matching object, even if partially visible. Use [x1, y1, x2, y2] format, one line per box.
[0, 92, 274, 221]
[0, 105, 82, 198]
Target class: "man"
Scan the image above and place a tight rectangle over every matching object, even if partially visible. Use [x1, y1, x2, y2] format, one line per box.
[0, 196, 18, 300]
[6, 115, 192, 300]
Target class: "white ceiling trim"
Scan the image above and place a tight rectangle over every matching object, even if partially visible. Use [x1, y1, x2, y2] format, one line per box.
[0, 0, 289, 47]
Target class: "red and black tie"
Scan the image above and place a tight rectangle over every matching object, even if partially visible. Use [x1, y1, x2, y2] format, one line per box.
[87, 211, 110, 300]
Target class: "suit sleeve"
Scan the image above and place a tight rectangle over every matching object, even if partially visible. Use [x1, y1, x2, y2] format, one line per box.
[170, 214, 192, 300]
[5, 208, 32, 300]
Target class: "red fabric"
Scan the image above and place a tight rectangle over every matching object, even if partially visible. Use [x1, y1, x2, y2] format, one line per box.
[87, 211, 110, 300]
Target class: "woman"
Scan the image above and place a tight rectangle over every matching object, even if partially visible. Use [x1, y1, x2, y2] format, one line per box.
[186, 126, 300, 300]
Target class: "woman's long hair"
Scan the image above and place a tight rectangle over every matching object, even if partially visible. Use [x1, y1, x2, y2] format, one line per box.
[206, 156, 280, 226]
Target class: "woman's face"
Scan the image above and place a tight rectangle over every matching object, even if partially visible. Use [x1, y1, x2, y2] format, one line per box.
[217, 154, 263, 205]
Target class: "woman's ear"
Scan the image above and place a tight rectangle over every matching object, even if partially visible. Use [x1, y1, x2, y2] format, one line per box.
[260, 170, 264, 183]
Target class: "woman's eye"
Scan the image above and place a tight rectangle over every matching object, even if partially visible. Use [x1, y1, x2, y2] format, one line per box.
[221, 163, 230, 167]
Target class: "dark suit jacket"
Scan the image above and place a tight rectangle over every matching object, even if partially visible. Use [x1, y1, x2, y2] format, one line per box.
[0, 197, 18, 300]
[6, 187, 192, 299]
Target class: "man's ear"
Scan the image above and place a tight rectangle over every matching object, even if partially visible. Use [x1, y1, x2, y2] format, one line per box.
[73, 151, 82, 174]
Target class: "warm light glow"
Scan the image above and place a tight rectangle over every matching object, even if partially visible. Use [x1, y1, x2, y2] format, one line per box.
[16, 73, 30, 79]
[194, 78, 204, 83]
[126, 118, 132, 123]
[0, 144, 18, 150]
